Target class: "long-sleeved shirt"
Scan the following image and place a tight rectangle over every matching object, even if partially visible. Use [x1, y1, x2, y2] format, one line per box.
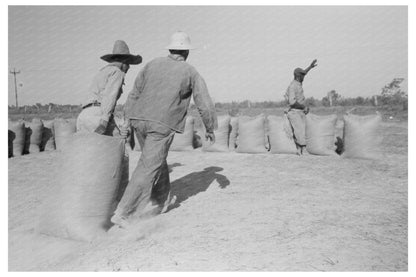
[87, 63, 125, 122]
[285, 80, 306, 109]
[124, 54, 217, 133]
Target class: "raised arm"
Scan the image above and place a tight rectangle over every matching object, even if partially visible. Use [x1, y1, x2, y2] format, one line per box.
[304, 59, 318, 74]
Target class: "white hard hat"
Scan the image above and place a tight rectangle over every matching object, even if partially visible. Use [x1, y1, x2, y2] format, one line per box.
[165, 31, 195, 50]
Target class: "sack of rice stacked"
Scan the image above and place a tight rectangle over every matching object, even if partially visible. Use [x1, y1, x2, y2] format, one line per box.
[305, 113, 338, 156]
[27, 118, 44, 153]
[267, 115, 298, 154]
[8, 120, 26, 157]
[41, 120, 56, 151]
[342, 113, 382, 159]
[202, 116, 231, 152]
[228, 117, 239, 151]
[54, 118, 77, 150]
[236, 115, 268, 154]
[170, 116, 195, 151]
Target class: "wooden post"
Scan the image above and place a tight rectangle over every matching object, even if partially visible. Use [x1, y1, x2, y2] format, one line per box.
[10, 68, 20, 107]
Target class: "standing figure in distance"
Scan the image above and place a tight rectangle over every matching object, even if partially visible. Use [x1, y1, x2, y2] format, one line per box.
[285, 59, 318, 155]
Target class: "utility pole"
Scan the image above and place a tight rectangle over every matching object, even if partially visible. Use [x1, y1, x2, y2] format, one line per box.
[10, 68, 20, 107]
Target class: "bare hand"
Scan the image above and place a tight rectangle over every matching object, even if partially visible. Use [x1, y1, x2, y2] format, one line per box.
[205, 132, 215, 144]
[119, 126, 129, 139]
[310, 59, 318, 68]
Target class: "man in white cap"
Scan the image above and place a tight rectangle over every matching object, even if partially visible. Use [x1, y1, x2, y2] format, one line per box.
[285, 59, 317, 155]
[111, 31, 217, 228]
[77, 40, 142, 136]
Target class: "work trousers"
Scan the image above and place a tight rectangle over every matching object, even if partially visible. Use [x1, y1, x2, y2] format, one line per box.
[287, 109, 306, 146]
[114, 119, 175, 217]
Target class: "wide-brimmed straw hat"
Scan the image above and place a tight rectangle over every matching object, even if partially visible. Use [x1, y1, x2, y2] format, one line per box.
[165, 31, 195, 50]
[101, 40, 142, 65]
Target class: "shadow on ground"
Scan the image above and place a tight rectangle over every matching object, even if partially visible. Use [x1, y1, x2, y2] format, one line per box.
[168, 166, 230, 211]
[168, 163, 183, 173]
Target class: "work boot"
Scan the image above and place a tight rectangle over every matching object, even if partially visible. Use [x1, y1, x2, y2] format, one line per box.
[110, 213, 129, 229]
[301, 146, 309, 155]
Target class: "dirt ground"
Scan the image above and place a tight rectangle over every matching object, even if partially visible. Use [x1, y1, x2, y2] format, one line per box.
[8, 121, 407, 271]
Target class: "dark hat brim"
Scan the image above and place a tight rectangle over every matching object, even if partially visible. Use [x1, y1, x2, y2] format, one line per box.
[100, 54, 142, 65]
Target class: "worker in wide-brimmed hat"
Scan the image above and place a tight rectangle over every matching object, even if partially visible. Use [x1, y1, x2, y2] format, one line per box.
[284, 59, 317, 155]
[110, 31, 217, 228]
[77, 40, 142, 136]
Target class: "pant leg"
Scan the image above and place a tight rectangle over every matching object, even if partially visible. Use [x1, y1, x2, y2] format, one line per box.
[114, 120, 174, 217]
[287, 110, 306, 146]
[150, 159, 171, 206]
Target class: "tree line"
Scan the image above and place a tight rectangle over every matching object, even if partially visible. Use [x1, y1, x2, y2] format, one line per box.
[8, 78, 407, 114]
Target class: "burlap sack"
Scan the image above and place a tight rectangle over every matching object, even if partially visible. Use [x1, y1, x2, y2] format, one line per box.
[306, 113, 338, 156]
[8, 120, 26, 157]
[268, 115, 298, 154]
[54, 118, 77, 150]
[41, 120, 56, 151]
[202, 116, 231, 152]
[342, 113, 382, 159]
[170, 116, 195, 151]
[229, 117, 239, 151]
[28, 118, 44, 153]
[193, 128, 204, 149]
[236, 115, 268, 153]
[38, 133, 125, 241]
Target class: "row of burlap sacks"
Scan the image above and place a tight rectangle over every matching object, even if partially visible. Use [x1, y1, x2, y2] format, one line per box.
[8, 117, 131, 242]
[8, 118, 77, 157]
[30, 112, 381, 243]
[152, 113, 382, 159]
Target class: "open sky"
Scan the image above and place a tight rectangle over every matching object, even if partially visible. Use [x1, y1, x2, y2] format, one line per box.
[8, 6, 407, 106]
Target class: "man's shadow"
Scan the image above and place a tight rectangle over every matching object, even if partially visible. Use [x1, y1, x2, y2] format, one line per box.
[168, 166, 230, 211]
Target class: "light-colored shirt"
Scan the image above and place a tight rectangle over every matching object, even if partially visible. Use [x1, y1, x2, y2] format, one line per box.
[285, 80, 305, 106]
[87, 63, 125, 122]
[125, 54, 217, 133]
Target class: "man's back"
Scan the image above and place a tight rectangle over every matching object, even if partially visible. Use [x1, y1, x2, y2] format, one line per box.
[125, 54, 216, 133]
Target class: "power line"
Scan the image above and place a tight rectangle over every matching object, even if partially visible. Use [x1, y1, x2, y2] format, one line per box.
[10, 68, 20, 107]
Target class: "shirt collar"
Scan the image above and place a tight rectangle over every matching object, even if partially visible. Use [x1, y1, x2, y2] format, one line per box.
[168, 54, 185, 62]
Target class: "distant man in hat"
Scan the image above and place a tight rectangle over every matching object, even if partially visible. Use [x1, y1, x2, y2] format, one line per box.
[111, 31, 217, 228]
[77, 40, 142, 137]
[285, 59, 318, 155]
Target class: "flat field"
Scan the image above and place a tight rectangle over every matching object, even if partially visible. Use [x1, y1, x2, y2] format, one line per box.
[8, 117, 407, 271]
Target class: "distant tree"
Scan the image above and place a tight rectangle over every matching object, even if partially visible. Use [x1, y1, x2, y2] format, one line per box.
[379, 78, 407, 108]
[305, 97, 318, 107]
[355, 96, 365, 105]
[322, 96, 330, 107]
